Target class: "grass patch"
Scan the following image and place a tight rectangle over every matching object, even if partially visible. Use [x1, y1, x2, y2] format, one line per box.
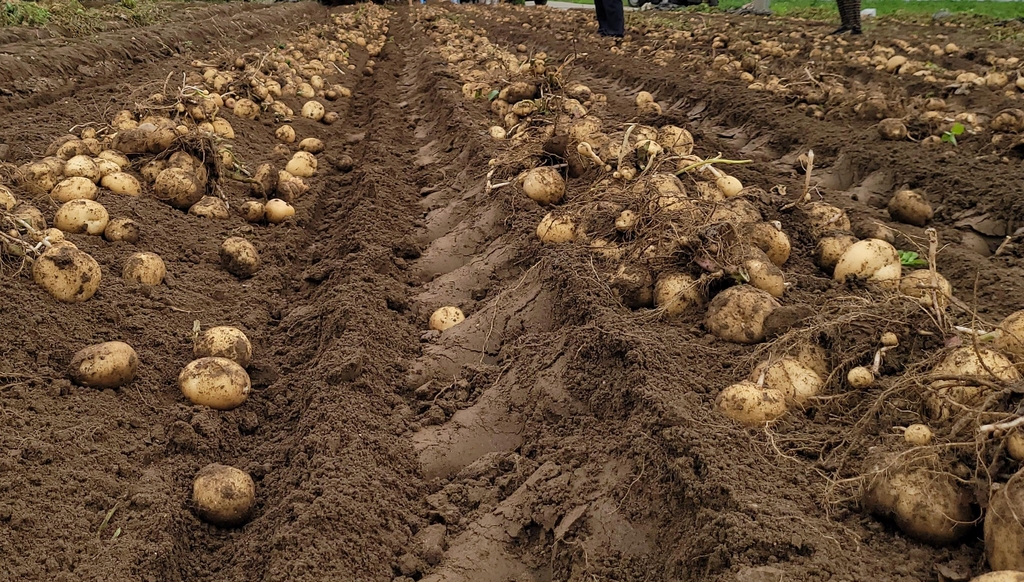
[1, 0, 165, 32]
[2, 1, 51, 26]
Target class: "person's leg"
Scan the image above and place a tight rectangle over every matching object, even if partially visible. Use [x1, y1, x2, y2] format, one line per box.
[594, 0, 609, 35]
[833, 0, 850, 33]
[600, 0, 624, 36]
[845, 0, 862, 33]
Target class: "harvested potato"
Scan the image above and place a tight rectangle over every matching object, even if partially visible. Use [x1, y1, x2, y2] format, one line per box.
[878, 118, 909, 140]
[970, 573, 1024, 582]
[742, 249, 786, 298]
[212, 118, 235, 139]
[0, 185, 16, 210]
[276, 170, 307, 202]
[792, 343, 829, 380]
[709, 197, 762, 224]
[716, 381, 788, 425]
[705, 286, 781, 344]
[654, 272, 703, 316]
[298, 138, 325, 154]
[265, 199, 295, 224]
[523, 167, 565, 205]
[814, 232, 858, 274]
[656, 125, 694, 156]
[615, 209, 637, 232]
[847, 366, 874, 388]
[54, 199, 109, 235]
[852, 219, 896, 245]
[285, 152, 317, 178]
[122, 252, 166, 286]
[900, 270, 952, 308]
[194, 326, 252, 367]
[743, 222, 791, 266]
[1008, 431, 1024, 462]
[179, 357, 251, 410]
[240, 200, 266, 223]
[69, 341, 138, 388]
[63, 155, 101, 183]
[301, 101, 326, 122]
[752, 358, 823, 405]
[154, 167, 202, 209]
[716, 175, 743, 198]
[834, 239, 901, 288]
[193, 464, 256, 527]
[863, 465, 975, 544]
[104, 217, 140, 243]
[15, 160, 61, 196]
[11, 203, 46, 231]
[140, 160, 167, 183]
[537, 213, 576, 244]
[489, 126, 507, 140]
[275, 125, 296, 143]
[32, 244, 101, 302]
[232, 98, 260, 119]
[804, 202, 851, 239]
[607, 263, 654, 309]
[220, 237, 259, 278]
[50, 177, 98, 203]
[888, 190, 933, 226]
[189, 196, 230, 219]
[100, 172, 142, 197]
[927, 347, 1021, 419]
[986, 474, 1024, 570]
[904, 424, 933, 446]
[251, 163, 277, 198]
[995, 310, 1024, 362]
[429, 306, 465, 331]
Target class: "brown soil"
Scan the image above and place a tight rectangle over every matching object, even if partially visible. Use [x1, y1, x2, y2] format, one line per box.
[1, 3, 1024, 582]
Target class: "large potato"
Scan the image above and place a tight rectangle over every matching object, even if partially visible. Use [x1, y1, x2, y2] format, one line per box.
[122, 252, 166, 286]
[100, 172, 142, 197]
[833, 239, 901, 288]
[927, 347, 1021, 420]
[194, 326, 253, 368]
[523, 167, 565, 205]
[63, 155, 101, 183]
[265, 199, 295, 224]
[888, 190, 933, 227]
[97, 150, 130, 170]
[298, 138, 324, 154]
[654, 272, 703, 316]
[656, 125, 694, 156]
[220, 237, 259, 278]
[995, 310, 1024, 362]
[232, 98, 260, 119]
[69, 341, 138, 388]
[301, 100, 326, 121]
[155, 167, 203, 209]
[988, 477, 1024, 570]
[193, 463, 256, 527]
[863, 465, 975, 545]
[50, 177, 98, 203]
[54, 200, 109, 235]
[15, 160, 61, 196]
[751, 358, 823, 405]
[284, 152, 317, 178]
[716, 381, 787, 426]
[239, 201, 265, 223]
[705, 286, 781, 344]
[536, 213, 576, 244]
[276, 170, 307, 202]
[32, 244, 101, 302]
[971, 573, 1024, 582]
[179, 357, 251, 410]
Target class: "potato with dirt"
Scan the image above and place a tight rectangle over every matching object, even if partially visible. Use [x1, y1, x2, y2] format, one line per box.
[69, 341, 139, 389]
[32, 244, 102, 303]
[705, 286, 780, 344]
[863, 463, 975, 545]
[194, 326, 253, 368]
[986, 473, 1024, 571]
[716, 381, 787, 425]
[193, 463, 256, 527]
[220, 237, 260, 278]
[833, 239, 901, 288]
[179, 357, 251, 410]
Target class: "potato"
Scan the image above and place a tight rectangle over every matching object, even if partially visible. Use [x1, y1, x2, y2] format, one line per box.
[792, 343, 829, 380]
[275, 125, 296, 143]
[103, 218, 140, 244]
[904, 424, 933, 446]
[878, 118, 909, 140]
[709, 198, 762, 224]
[656, 125, 694, 156]
[987, 475, 1024, 570]
[489, 126, 507, 140]
[301, 100, 326, 121]
[804, 202, 851, 239]
[863, 465, 975, 544]
[32, 244, 101, 302]
[220, 237, 259, 278]
[276, 170, 307, 202]
[927, 347, 1021, 420]
[189, 196, 230, 219]
[50, 177, 98, 203]
[63, 155, 101, 183]
[607, 264, 654, 309]
[122, 252, 166, 286]
[194, 326, 252, 367]
[193, 463, 256, 527]
[95, 158, 122, 178]
[140, 160, 166, 184]
[502, 81, 538, 103]
[995, 310, 1024, 362]
[69, 341, 138, 388]
[615, 209, 637, 232]
[523, 167, 565, 205]
[232, 98, 260, 119]
[654, 272, 703, 316]
[970, 573, 1024, 582]
[635, 91, 654, 106]
[11, 203, 46, 231]
[212, 118, 235, 139]
[536, 213, 576, 244]
[743, 251, 786, 298]
[743, 222, 791, 266]
[888, 190, 933, 227]
[97, 150, 130, 170]
[847, 366, 874, 388]
[716, 381, 788, 425]
[851, 218, 896, 245]
[568, 116, 602, 143]
[716, 175, 743, 198]
[285, 152, 317, 178]
[815, 232, 858, 274]
[0, 185, 16, 211]
[1008, 431, 1024, 462]
[899, 270, 951, 308]
[100, 172, 142, 197]
[155, 167, 203, 209]
[15, 160, 61, 196]
[265, 199, 295, 224]
[834, 239, 901, 288]
[705, 286, 780, 344]
[179, 356, 251, 410]
[54, 199, 109, 235]
[429, 306, 465, 331]
[752, 358, 823, 405]
[298, 138, 324, 154]
[239, 201, 266, 223]
[991, 109, 1024, 133]
[55, 139, 91, 159]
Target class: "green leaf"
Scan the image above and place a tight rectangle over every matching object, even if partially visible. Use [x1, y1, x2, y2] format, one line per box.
[487, 89, 499, 102]
[950, 122, 965, 136]
[898, 250, 929, 268]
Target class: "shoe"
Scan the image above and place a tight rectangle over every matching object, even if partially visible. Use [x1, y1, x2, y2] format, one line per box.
[850, 27, 862, 35]
[831, 25, 850, 35]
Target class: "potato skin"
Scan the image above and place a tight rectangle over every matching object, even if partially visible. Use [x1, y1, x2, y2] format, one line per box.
[705, 286, 780, 344]
[863, 466, 975, 545]
[69, 341, 138, 388]
[193, 463, 256, 527]
[32, 245, 102, 303]
[220, 237, 260, 278]
[179, 357, 251, 410]
[986, 474, 1024, 571]
[194, 327, 252, 368]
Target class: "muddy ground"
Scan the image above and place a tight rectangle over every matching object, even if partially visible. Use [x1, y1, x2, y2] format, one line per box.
[1, 2, 1023, 582]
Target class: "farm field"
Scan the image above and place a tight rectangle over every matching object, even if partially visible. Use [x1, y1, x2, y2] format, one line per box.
[1, 2, 1024, 581]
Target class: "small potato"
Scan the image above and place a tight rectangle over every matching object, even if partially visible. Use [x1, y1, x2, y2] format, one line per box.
[54, 199, 109, 235]
[751, 358, 823, 405]
[716, 175, 743, 197]
[276, 170, 308, 202]
[536, 213, 576, 244]
[804, 202, 851, 239]
[815, 232, 858, 274]
[614, 210, 637, 232]
[100, 172, 142, 197]
[50, 177, 98, 203]
[706, 285, 780, 344]
[523, 167, 566, 205]
[220, 237, 259, 278]
[654, 272, 703, 316]
[899, 269, 952, 308]
[888, 190, 933, 227]
[995, 310, 1024, 362]
[275, 125, 296, 143]
[847, 366, 874, 388]
[863, 465, 975, 545]
[743, 222, 791, 266]
[298, 138, 324, 154]
[904, 424, 933, 446]
[32, 244, 101, 302]
[122, 252, 166, 286]
[193, 463, 255, 527]
[1008, 431, 1024, 462]
[285, 152, 317, 178]
[489, 126, 507, 140]
[239, 200, 266, 223]
[189, 196, 230, 219]
[155, 167, 203, 209]
[429, 306, 465, 331]
[194, 326, 252, 367]
[878, 118, 909, 140]
[987, 474, 1024, 570]
[635, 91, 654, 106]
[265, 199, 295, 224]
[716, 381, 788, 426]
[104, 217, 140, 243]
[709, 198, 762, 224]
[179, 357, 251, 410]
[301, 100, 326, 122]
[63, 155, 101, 183]
[69, 341, 138, 388]
[0, 185, 16, 211]
[656, 125, 694, 156]
[833, 239, 902, 288]
[232, 98, 260, 119]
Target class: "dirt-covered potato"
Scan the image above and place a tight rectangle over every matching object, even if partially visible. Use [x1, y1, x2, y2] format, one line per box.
[122, 252, 166, 286]
[429, 306, 465, 331]
[11, 203, 46, 231]
[301, 100, 326, 121]
[847, 366, 874, 388]
[904, 424, 933, 446]
[285, 152, 317, 178]
[192, 463, 256, 527]
[155, 167, 203, 209]
[54, 199, 109, 235]
[705, 285, 781, 344]
[815, 232, 858, 274]
[851, 217, 896, 246]
[189, 196, 230, 219]
[194, 326, 252, 367]
[607, 263, 654, 309]
[863, 465, 975, 545]
[94, 159, 121, 179]
[298, 138, 325, 154]
[275, 125, 296, 143]
[276, 170, 307, 202]
[742, 249, 786, 298]
[709, 198, 762, 224]
[97, 150, 130, 170]
[743, 222, 791, 266]
[888, 190, 934, 227]
[232, 98, 260, 119]
[239, 201, 265, 223]
[878, 118, 909, 140]
[899, 270, 951, 308]
[69, 341, 138, 388]
[32, 244, 101, 302]
[654, 272, 703, 316]
[970, 573, 1024, 582]
[63, 155, 101, 183]
[15, 160, 61, 196]
[265, 199, 295, 224]
[804, 202, 851, 239]
[0, 185, 16, 210]
[50, 177, 98, 203]
[834, 239, 901, 287]
[220, 237, 260, 278]
[140, 160, 167, 183]
[751, 358, 823, 405]
[986, 474, 1024, 571]
[537, 213, 576, 244]
[179, 357, 251, 410]
[995, 310, 1024, 362]
[656, 125, 694, 156]
[104, 217, 140, 243]
[100, 172, 142, 197]
[927, 347, 1021, 419]
[523, 167, 565, 205]
[716, 381, 788, 425]
[212, 118, 234, 139]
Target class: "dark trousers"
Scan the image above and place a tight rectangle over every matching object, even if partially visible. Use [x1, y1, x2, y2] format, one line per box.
[837, 0, 861, 30]
[594, 0, 624, 37]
